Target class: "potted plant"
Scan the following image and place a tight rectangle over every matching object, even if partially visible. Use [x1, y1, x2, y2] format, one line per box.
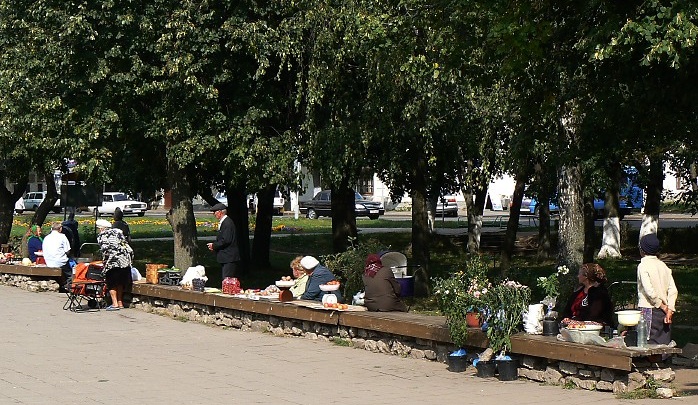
[482, 278, 531, 380]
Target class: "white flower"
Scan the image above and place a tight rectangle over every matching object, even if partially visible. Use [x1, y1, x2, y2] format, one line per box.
[557, 265, 569, 275]
[537, 276, 546, 283]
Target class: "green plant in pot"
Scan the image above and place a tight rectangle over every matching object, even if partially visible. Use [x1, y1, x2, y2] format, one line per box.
[433, 255, 491, 348]
[482, 278, 531, 355]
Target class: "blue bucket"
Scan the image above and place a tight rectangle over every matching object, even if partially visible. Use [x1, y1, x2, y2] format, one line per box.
[396, 276, 414, 297]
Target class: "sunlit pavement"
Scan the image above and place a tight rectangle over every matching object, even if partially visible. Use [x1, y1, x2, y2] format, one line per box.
[2, 285, 692, 405]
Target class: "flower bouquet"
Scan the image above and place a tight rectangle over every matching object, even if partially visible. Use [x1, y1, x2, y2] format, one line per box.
[482, 278, 531, 354]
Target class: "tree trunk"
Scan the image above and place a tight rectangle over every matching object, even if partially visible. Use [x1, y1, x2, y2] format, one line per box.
[533, 160, 554, 258]
[251, 184, 276, 269]
[583, 195, 596, 263]
[557, 164, 584, 272]
[501, 170, 527, 274]
[464, 188, 486, 254]
[166, 165, 198, 271]
[641, 155, 663, 238]
[598, 163, 622, 258]
[31, 172, 59, 226]
[411, 188, 430, 297]
[0, 176, 28, 244]
[227, 185, 251, 274]
[331, 183, 357, 253]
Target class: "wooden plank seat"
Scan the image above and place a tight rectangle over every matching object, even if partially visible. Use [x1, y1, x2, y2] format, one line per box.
[0, 263, 62, 277]
[131, 283, 680, 371]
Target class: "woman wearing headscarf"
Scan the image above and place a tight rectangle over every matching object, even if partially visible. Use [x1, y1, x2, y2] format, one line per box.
[26, 225, 44, 263]
[560, 263, 614, 327]
[362, 253, 407, 312]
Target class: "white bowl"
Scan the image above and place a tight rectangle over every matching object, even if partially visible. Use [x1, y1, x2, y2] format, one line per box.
[319, 283, 340, 292]
[566, 324, 603, 336]
[275, 280, 295, 288]
[616, 310, 642, 326]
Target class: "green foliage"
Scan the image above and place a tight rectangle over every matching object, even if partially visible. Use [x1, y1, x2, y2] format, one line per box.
[321, 237, 389, 301]
[483, 279, 531, 354]
[432, 255, 493, 347]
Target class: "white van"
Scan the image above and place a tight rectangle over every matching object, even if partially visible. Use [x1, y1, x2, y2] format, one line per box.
[22, 191, 61, 213]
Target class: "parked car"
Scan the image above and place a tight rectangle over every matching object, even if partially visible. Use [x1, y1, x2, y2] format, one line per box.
[89, 192, 148, 216]
[434, 196, 459, 217]
[215, 190, 285, 215]
[511, 196, 533, 215]
[21, 191, 61, 213]
[299, 190, 385, 220]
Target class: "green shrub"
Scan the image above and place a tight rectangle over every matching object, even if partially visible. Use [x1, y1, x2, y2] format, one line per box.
[321, 237, 389, 302]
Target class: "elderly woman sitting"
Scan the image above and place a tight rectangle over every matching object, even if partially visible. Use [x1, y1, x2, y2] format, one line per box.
[362, 254, 407, 312]
[560, 263, 614, 327]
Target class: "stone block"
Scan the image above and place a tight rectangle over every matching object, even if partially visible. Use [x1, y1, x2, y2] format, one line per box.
[410, 349, 425, 359]
[558, 361, 578, 375]
[644, 368, 675, 382]
[424, 350, 437, 360]
[612, 380, 628, 394]
[599, 368, 615, 382]
[522, 355, 546, 370]
[656, 388, 674, 398]
[377, 340, 391, 354]
[519, 368, 545, 382]
[596, 381, 613, 391]
[352, 338, 366, 349]
[364, 339, 377, 352]
[543, 366, 563, 385]
[567, 376, 597, 391]
[578, 369, 594, 378]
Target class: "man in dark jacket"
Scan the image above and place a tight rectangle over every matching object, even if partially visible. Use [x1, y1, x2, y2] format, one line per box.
[207, 203, 241, 279]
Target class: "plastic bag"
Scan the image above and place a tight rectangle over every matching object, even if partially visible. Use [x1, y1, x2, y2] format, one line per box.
[131, 267, 142, 281]
[222, 277, 241, 295]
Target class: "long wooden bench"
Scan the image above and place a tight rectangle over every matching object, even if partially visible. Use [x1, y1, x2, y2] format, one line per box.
[0, 264, 681, 372]
[131, 283, 679, 371]
[0, 263, 62, 277]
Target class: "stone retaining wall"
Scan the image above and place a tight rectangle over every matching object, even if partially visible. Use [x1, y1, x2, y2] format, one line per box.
[132, 295, 679, 397]
[132, 295, 451, 362]
[0, 274, 60, 292]
[518, 355, 676, 397]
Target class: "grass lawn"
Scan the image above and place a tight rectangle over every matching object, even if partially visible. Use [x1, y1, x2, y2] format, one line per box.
[9, 212, 697, 346]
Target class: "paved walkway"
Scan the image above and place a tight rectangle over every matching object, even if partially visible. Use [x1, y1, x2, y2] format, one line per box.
[0, 285, 692, 405]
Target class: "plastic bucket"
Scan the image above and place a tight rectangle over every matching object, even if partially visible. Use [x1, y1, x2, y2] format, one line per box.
[496, 359, 519, 381]
[476, 361, 496, 378]
[447, 354, 468, 372]
[396, 276, 414, 297]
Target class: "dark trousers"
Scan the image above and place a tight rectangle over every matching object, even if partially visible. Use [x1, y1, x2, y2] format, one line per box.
[221, 261, 241, 279]
[60, 263, 73, 291]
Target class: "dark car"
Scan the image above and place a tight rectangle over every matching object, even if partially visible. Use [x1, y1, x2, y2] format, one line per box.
[299, 190, 385, 220]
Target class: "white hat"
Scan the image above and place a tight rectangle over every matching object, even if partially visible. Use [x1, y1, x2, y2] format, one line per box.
[96, 219, 112, 229]
[300, 256, 319, 270]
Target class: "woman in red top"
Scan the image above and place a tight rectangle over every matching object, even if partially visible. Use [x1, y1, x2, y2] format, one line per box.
[560, 263, 614, 327]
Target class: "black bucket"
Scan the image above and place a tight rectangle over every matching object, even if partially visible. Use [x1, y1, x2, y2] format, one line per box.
[496, 359, 519, 381]
[542, 320, 559, 336]
[447, 355, 468, 372]
[476, 361, 496, 378]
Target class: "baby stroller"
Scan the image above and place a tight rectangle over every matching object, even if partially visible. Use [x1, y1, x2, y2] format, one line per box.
[63, 262, 107, 312]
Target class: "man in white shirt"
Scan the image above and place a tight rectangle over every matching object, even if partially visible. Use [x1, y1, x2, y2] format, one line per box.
[42, 222, 73, 292]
